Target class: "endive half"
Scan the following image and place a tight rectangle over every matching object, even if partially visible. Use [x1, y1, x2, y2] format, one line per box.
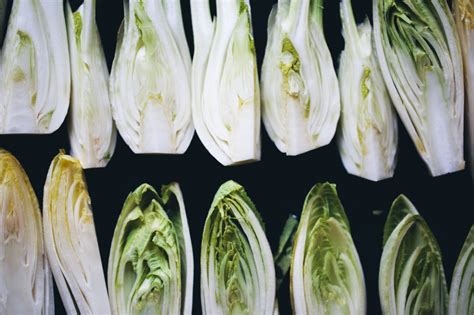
[108, 183, 194, 315]
[43, 152, 110, 314]
[0, 149, 53, 315]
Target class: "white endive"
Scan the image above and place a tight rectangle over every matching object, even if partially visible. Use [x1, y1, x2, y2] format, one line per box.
[261, 0, 340, 156]
[291, 183, 366, 315]
[0, 0, 70, 134]
[373, 0, 464, 176]
[108, 183, 194, 315]
[66, 0, 116, 168]
[201, 181, 275, 314]
[43, 152, 111, 314]
[0, 149, 53, 315]
[337, 0, 398, 181]
[110, 0, 193, 154]
[191, 0, 261, 165]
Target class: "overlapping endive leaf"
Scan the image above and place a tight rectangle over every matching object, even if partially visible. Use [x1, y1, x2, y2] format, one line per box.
[449, 226, 473, 315]
[291, 183, 366, 314]
[66, 0, 116, 168]
[191, 0, 261, 165]
[108, 183, 194, 315]
[201, 181, 275, 314]
[0, 0, 70, 134]
[337, 0, 398, 181]
[43, 152, 111, 314]
[373, 0, 464, 176]
[261, 0, 340, 156]
[0, 149, 53, 315]
[110, 0, 193, 154]
[379, 195, 448, 315]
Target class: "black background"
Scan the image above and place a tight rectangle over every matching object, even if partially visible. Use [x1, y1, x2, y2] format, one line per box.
[1, 0, 473, 314]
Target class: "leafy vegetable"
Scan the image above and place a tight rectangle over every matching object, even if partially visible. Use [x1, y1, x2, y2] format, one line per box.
[373, 0, 465, 176]
[448, 226, 473, 315]
[337, 0, 398, 181]
[0, 0, 70, 133]
[43, 152, 110, 314]
[66, 0, 116, 168]
[191, 0, 261, 165]
[0, 149, 53, 314]
[201, 181, 275, 314]
[108, 183, 194, 315]
[379, 195, 448, 314]
[110, 0, 193, 154]
[291, 182, 366, 314]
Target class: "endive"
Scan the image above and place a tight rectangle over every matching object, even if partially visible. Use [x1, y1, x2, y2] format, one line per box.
[448, 226, 473, 315]
[379, 195, 448, 314]
[110, 0, 193, 154]
[373, 0, 465, 176]
[201, 181, 275, 314]
[291, 183, 366, 314]
[108, 183, 194, 315]
[261, 0, 340, 155]
[337, 0, 398, 181]
[0, 149, 53, 315]
[191, 0, 261, 165]
[66, 0, 116, 168]
[0, 0, 70, 133]
[43, 152, 111, 314]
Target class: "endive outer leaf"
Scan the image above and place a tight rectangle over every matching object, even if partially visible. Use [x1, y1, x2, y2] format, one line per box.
[108, 183, 194, 315]
[261, 0, 340, 155]
[448, 226, 474, 315]
[201, 181, 275, 314]
[275, 214, 298, 289]
[0, 149, 53, 315]
[291, 183, 366, 314]
[191, 0, 261, 166]
[43, 152, 111, 314]
[66, 0, 116, 168]
[379, 195, 448, 315]
[110, 0, 193, 154]
[373, 0, 465, 176]
[0, 0, 70, 134]
[337, 0, 398, 181]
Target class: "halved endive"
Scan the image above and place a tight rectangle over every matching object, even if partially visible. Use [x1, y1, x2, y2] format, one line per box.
[66, 0, 116, 168]
[0, 149, 53, 315]
[43, 152, 111, 314]
[379, 195, 448, 314]
[201, 181, 275, 314]
[110, 0, 193, 154]
[0, 0, 70, 134]
[291, 183, 366, 314]
[108, 183, 194, 315]
[260, 0, 340, 155]
[337, 0, 398, 181]
[449, 226, 473, 315]
[191, 0, 261, 165]
[373, 0, 465, 176]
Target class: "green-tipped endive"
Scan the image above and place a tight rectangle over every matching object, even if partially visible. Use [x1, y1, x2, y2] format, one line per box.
[379, 195, 448, 314]
[108, 183, 194, 315]
[373, 0, 465, 176]
[261, 0, 340, 155]
[191, 0, 261, 165]
[201, 181, 275, 314]
[110, 0, 193, 154]
[0, 0, 70, 133]
[66, 0, 116, 168]
[43, 152, 111, 314]
[0, 149, 53, 315]
[291, 183, 366, 314]
[337, 0, 398, 181]
[449, 226, 473, 315]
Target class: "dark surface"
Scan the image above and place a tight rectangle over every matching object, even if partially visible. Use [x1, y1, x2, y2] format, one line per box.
[1, 0, 472, 314]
